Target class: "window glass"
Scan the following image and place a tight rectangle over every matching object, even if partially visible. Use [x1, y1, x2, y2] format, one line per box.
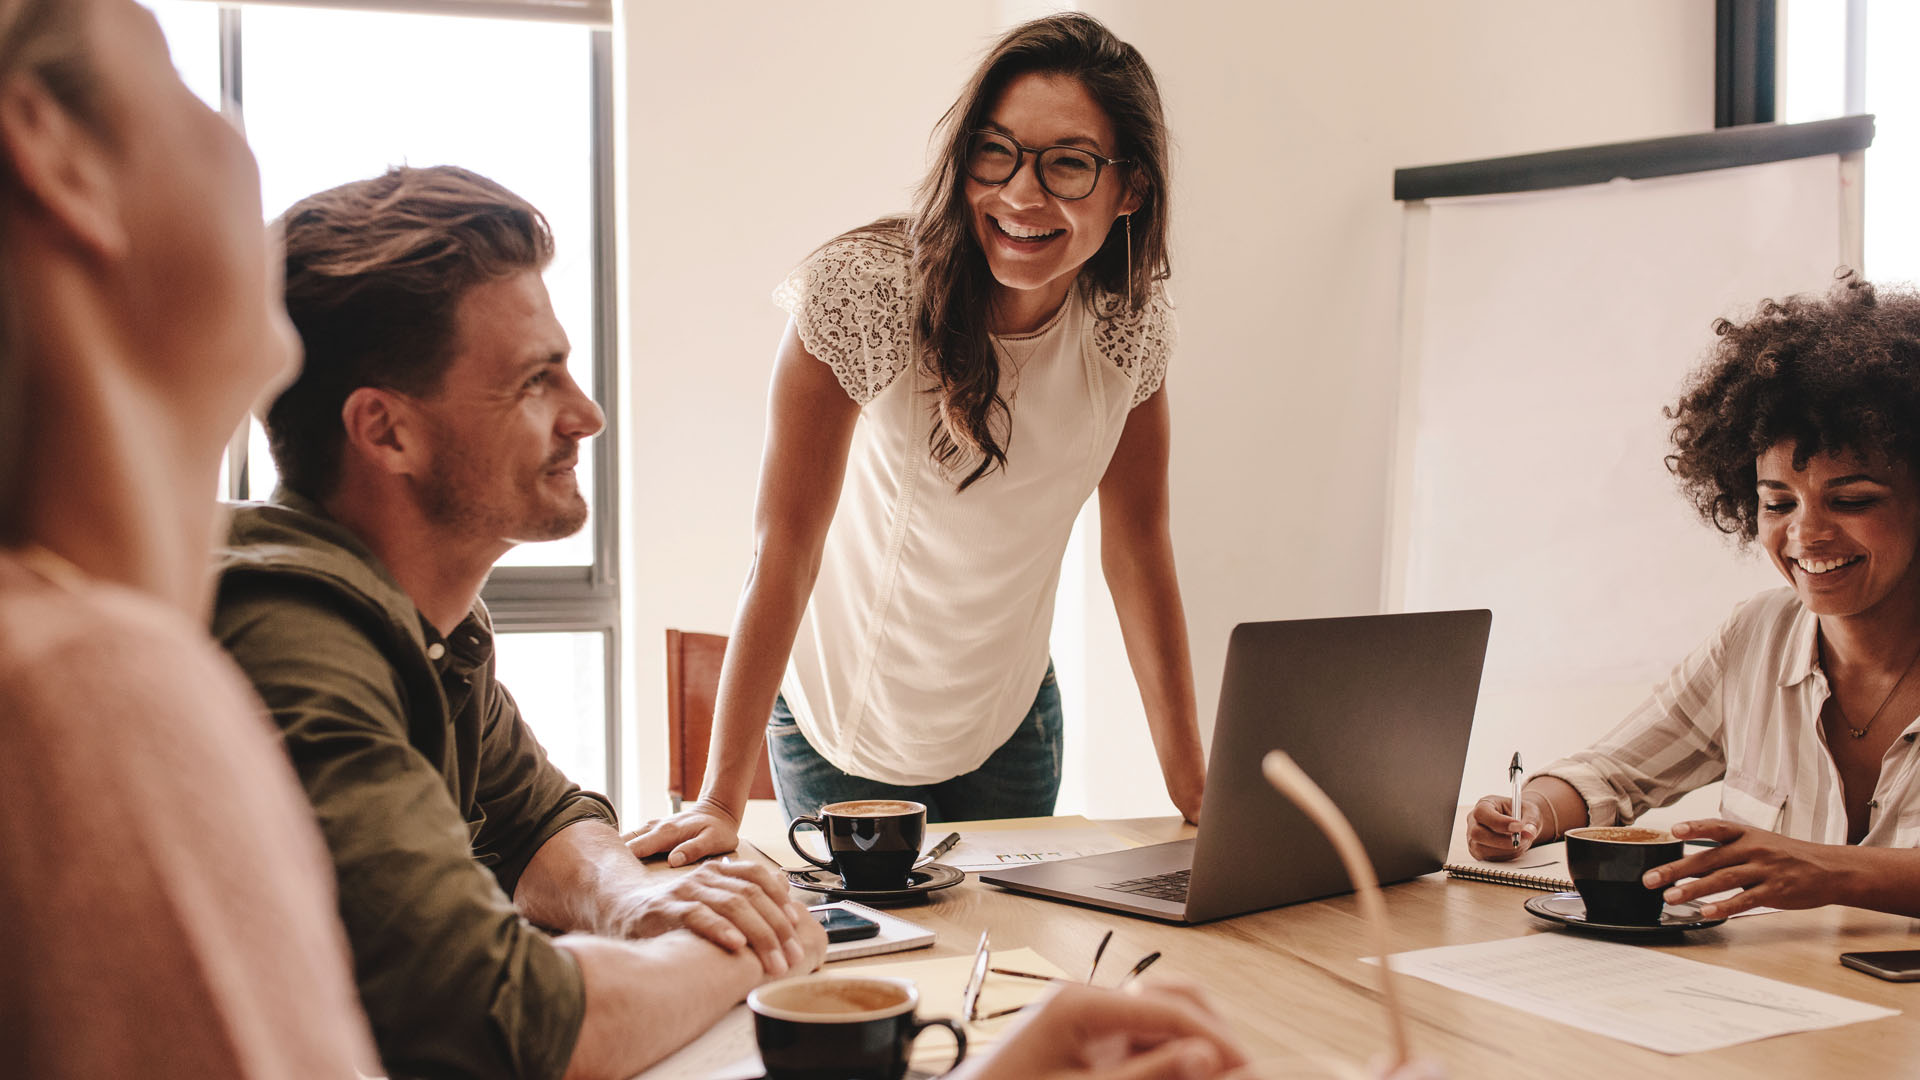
[1864, 2, 1920, 282]
[245, 417, 273, 500]
[140, 0, 222, 112]
[1781, 0, 1847, 123]
[1783, 2, 1920, 283]
[240, 7, 598, 565]
[493, 631, 610, 795]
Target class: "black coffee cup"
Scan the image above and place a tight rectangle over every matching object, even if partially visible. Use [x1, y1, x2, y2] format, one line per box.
[1565, 825, 1685, 925]
[789, 799, 927, 891]
[749, 974, 967, 1080]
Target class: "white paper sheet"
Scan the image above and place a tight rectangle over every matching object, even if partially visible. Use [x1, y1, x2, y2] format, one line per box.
[1377, 934, 1898, 1054]
[931, 824, 1139, 871]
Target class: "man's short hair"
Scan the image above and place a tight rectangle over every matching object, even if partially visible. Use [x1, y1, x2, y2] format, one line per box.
[267, 165, 554, 500]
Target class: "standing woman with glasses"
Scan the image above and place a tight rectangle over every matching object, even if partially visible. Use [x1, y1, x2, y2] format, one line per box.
[634, 13, 1205, 863]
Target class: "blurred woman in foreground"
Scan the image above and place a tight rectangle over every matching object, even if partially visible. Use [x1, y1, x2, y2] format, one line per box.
[0, 0, 374, 1073]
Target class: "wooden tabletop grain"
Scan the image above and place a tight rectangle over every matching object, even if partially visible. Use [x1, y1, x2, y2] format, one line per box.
[655, 810, 1920, 1078]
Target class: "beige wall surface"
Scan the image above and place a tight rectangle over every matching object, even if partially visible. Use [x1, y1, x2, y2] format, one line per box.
[614, 1, 1716, 821]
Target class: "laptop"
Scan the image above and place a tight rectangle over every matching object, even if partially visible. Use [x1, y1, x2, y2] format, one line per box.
[980, 610, 1490, 923]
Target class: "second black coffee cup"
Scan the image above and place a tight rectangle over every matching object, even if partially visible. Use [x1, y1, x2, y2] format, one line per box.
[1565, 825, 1685, 925]
[789, 799, 927, 891]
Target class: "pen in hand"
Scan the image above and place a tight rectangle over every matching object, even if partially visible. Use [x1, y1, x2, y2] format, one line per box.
[1508, 751, 1525, 849]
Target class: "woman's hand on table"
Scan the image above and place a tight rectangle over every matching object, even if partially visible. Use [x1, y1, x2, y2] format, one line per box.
[625, 796, 744, 868]
[946, 982, 1246, 1080]
[1642, 819, 1850, 916]
[1464, 795, 1543, 861]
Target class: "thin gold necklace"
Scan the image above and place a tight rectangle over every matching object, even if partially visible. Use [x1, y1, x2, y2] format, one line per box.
[1828, 639, 1920, 740]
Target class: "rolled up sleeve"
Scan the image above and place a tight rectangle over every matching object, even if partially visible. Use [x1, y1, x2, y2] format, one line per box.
[215, 585, 586, 1080]
[473, 678, 616, 898]
[1535, 618, 1732, 827]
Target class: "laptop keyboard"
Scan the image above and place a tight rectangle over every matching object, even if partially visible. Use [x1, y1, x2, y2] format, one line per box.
[1101, 868, 1190, 903]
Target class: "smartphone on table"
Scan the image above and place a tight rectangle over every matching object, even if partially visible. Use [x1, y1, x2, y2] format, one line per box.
[1840, 950, 1920, 981]
[812, 903, 880, 943]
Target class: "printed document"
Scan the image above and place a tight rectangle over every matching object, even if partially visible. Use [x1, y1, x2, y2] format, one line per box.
[1377, 934, 1897, 1054]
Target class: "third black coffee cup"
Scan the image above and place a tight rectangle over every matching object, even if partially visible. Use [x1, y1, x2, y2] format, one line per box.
[749, 974, 965, 1080]
[789, 799, 927, 891]
[1565, 825, 1685, 925]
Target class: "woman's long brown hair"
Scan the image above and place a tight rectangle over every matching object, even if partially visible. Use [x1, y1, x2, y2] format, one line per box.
[846, 13, 1172, 491]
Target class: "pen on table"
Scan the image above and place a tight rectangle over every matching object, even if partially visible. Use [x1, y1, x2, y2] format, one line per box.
[1120, 952, 1162, 984]
[996, 951, 1164, 985]
[1086, 929, 1112, 984]
[991, 967, 1060, 982]
[1509, 751, 1526, 849]
[920, 831, 961, 866]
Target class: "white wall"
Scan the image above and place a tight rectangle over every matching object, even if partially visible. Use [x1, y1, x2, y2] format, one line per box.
[614, 1, 1717, 822]
[1392, 158, 1850, 825]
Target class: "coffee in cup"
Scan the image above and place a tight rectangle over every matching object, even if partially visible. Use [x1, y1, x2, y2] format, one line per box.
[788, 799, 927, 891]
[1564, 825, 1684, 925]
[749, 974, 966, 1080]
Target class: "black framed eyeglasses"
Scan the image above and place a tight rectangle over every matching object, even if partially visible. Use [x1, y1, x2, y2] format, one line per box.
[962, 130, 1128, 201]
[961, 929, 1163, 1024]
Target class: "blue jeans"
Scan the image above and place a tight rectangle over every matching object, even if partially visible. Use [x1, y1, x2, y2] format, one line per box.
[767, 662, 1063, 824]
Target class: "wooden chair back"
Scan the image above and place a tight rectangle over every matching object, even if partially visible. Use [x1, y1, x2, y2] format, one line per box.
[665, 629, 776, 809]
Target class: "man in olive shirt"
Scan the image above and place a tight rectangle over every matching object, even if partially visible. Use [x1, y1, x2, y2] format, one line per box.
[214, 166, 824, 1080]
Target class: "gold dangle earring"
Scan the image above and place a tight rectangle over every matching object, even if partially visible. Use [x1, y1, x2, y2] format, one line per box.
[1124, 213, 1133, 308]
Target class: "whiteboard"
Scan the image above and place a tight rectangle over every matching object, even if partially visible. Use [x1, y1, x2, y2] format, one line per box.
[1389, 153, 1858, 805]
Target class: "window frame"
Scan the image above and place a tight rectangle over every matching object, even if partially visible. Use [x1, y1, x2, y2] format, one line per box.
[211, 6, 623, 806]
[1716, 0, 1780, 128]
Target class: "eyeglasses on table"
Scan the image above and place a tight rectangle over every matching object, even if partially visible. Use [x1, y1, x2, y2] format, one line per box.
[960, 929, 1163, 1023]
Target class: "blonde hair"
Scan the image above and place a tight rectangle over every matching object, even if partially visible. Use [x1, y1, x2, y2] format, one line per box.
[0, 0, 94, 539]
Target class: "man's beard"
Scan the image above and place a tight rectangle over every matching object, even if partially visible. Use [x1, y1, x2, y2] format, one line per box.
[417, 449, 589, 544]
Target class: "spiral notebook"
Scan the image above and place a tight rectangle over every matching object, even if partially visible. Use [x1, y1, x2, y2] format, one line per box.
[1443, 845, 1575, 891]
[1443, 837, 1720, 892]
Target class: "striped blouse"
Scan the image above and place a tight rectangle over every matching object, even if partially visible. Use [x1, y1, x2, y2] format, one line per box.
[1539, 587, 1920, 848]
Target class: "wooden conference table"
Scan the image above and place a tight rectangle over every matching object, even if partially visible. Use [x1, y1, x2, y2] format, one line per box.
[647, 813, 1920, 1079]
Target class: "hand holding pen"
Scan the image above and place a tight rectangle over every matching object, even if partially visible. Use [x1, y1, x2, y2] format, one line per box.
[1464, 753, 1547, 861]
[1508, 752, 1525, 849]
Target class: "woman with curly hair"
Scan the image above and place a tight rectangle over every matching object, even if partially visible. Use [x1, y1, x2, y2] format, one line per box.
[633, 12, 1206, 863]
[1465, 276, 1920, 918]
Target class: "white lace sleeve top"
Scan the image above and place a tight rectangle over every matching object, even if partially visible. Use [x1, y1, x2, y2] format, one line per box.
[771, 234, 1176, 785]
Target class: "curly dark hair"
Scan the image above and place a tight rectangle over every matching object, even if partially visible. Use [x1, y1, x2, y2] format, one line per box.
[1666, 275, 1920, 540]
